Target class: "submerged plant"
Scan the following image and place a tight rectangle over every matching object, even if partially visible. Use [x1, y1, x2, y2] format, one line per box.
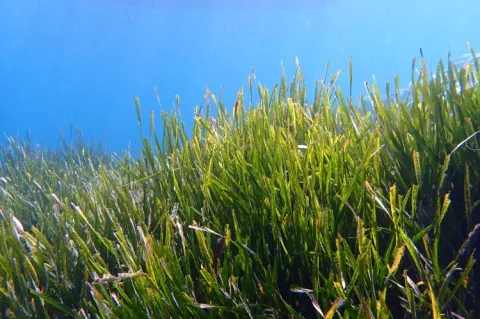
[0, 47, 479, 318]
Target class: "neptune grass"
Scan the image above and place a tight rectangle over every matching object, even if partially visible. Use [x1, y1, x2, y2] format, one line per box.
[1, 49, 480, 318]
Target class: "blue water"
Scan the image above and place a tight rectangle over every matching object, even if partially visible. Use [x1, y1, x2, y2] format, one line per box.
[1, 0, 479, 155]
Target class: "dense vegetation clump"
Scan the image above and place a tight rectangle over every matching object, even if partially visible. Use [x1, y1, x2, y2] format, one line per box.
[0, 48, 479, 318]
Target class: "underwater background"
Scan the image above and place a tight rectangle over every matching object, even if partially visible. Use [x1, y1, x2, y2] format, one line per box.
[1, 0, 479, 154]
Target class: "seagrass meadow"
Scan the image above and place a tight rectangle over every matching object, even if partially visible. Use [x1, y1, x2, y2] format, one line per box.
[0, 48, 480, 319]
